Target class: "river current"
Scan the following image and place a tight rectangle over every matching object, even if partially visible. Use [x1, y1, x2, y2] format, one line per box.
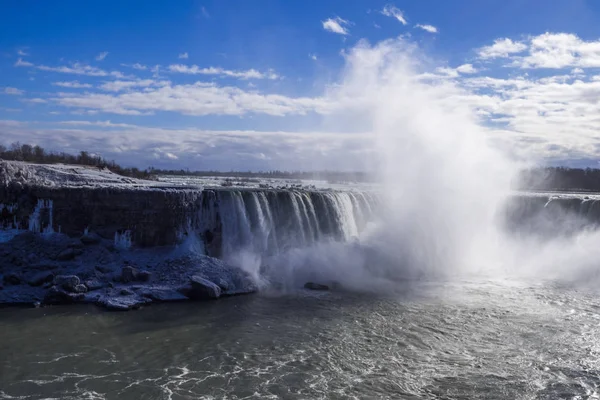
[2, 278, 599, 399]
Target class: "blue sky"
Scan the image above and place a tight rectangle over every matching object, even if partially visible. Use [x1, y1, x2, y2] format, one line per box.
[2, 0, 600, 170]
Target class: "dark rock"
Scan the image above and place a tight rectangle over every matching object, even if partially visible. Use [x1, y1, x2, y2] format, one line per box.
[137, 270, 151, 282]
[28, 271, 55, 287]
[80, 232, 101, 245]
[120, 266, 151, 283]
[304, 282, 329, 291]
[56, 248, 76, 261]
[84, 279, 105, 291]
[98, 296, 148, 311]
[120, 288, 134, 296]
[120, 266, 138, 283]
[95, 265, 114, 274]
[73, 284, 88, 293]
[53, 275, 80, 292]
[187, 275, 221, 299]
[141, 287, 188, 302]
[44, 286, 85, 304]
[3, 273, 21, 286]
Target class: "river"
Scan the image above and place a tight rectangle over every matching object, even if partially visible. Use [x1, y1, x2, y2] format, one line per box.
[2, 278, 599, 399]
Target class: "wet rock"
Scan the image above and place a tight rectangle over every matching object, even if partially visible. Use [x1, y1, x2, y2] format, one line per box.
[141, 287, 188, 302]
[3, 273, 21, 286]
[187, 275, 221, 299]
[120, 288, 134, 296]
[53, 275, 80, 292]
[44, 286, 85, 304]
[28, 271, 55, 287]
[304, 282, 329, 291]
[56, 248, 76, 261]
[84, 279, 105, 291]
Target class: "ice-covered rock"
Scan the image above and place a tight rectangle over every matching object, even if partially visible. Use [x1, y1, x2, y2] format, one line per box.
[84, 279, 105, 291]
[187, 275, 221, 299]
[53, 275, 80, 292]
[44, 286, 85, 304]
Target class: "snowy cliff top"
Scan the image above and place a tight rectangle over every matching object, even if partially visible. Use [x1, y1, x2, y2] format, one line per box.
[0, 160, 187, 189]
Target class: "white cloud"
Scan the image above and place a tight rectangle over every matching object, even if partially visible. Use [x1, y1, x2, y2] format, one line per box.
[37, 63, 125, 78]
[571, 67, 585, 75]
[98, 79, 170, 92]
[14, 58, 34, 67]
[17, 59, 127, 78]
[516, 33, 600, 69]
[21, 98, 47, 104]
[17, 49, 29, 56]
[121, 63, 148, 70]
[52, 81, 93, 89]
[3, 87, 24, 95]
[168, 64, 279, 80]
[381, 5, 407, 25]
[415, 24, 437, 33]
[59, 120, 136, 128]
[178, 52, 189, 59]
[455, 64, 478, 74]
[322, 17, 351, 35]
[309, 53, 317, 61]
[51, 81, 331, 117]
[201, 6, 210, 18]
[478, 38, 528, 59]
[95, 52, 109, 61]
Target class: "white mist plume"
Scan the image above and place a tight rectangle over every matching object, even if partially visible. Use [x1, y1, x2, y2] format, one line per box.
[233, 36, 600, 291]
[259, 37, 518, 289]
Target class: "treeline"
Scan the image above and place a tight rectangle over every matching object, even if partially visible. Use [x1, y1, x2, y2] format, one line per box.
[0, 142, 153, 180]
[150, 168, 375, 183]
[517, 167, 600, 192]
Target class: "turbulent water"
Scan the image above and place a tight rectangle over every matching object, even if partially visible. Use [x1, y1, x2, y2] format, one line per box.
[2, 279, 600, 399]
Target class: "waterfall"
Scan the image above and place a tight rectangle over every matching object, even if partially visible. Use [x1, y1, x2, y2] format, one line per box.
[196, 189, 378, 259]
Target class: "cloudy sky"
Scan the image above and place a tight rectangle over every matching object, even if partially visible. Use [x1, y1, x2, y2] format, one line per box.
[2, 0, 600, 170]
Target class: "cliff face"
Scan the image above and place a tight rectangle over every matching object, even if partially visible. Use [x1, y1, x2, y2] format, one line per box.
[0, 161, 206, 248]
[0, 184, 204, 247]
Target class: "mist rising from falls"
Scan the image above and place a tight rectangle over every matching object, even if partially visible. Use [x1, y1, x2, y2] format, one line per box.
[206, 37, 600, 291]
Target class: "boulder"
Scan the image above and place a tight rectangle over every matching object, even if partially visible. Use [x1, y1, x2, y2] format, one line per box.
[120, 288, 134, 296]
[28, 271, 55, 287]
[73, 284, 88, 293]
[120, 266, 151, 283]
[3, 273, 21, 286]
[120, 266, 138, 283]
[187, 275, 221, 299]
[137, 270, 151, 282]
[95, 265, 114, 274]
[44, 286, 85, 304]
[56, 248, 76, 261]
[141, 287, 188, 302]
[53, 275, 80, 292]
[97, 296, 148, 311]
[304, 282, 329, 291]
[84, 279, 105, 291]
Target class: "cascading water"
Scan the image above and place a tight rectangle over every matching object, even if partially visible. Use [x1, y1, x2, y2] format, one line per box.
[198, 189, 377, 260]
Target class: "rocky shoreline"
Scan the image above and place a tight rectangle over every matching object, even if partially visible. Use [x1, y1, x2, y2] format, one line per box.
[0, 229, 257, 311]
